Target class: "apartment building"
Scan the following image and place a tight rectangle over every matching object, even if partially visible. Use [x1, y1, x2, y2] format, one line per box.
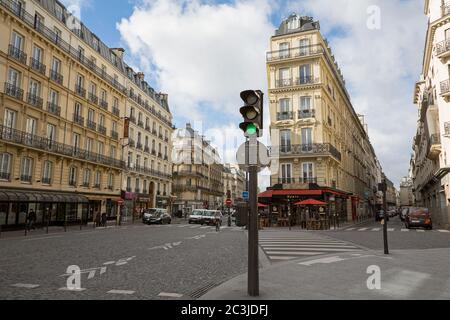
[262, 14, 382, 224]
[223, 163, 246, 204]
[400, 177, 415, 207]
[172, 124, 224, 215]
[0, 0, 173, 229]
[411, 0, 450, 229]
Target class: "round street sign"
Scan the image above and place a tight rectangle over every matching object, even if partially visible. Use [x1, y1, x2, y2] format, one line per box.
[118, 199, 125, 206]
[236, 141, 270, 172]
[226, 199, 233, 206]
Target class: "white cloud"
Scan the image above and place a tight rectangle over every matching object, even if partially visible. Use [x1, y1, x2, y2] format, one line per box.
[287, 0, 426, 186]
[117, 0, 275, 122]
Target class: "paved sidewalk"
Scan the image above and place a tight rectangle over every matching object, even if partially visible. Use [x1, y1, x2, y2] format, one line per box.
[200, 248, 450, 300]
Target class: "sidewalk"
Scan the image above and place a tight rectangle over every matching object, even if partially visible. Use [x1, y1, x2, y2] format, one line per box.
[200, 248, 450, 300]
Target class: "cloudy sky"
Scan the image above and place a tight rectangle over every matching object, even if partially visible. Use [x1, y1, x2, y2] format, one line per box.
[63, 0, 427, 189]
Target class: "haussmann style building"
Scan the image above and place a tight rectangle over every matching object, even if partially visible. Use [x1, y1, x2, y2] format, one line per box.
[260, 14, 386, 228]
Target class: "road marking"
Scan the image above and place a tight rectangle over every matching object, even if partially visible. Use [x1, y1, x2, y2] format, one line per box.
[107, 290, 135, 295]
[262, 244, 358, 249]
[345, 228, 356, 231]
[299, 256, 347, 266]
[23, 236, 63, 242]
[266, 251, 323, 256]
[358, 228, 368, 231]
[388, 228, 395, 232]
[158, 292, 183, 298]
[178, 225, 189, 228]
[437, 230, 450, 233]
[263, 247, 361, 252]
[190, 225, 200, 229]
[58, 287, 86, 292]
[103, 261, 115, 265]
[401, 229, 410, 232]
[200, 226, 209, 229]
[11, 283, 40, 289]
[270, 256, 302, 260]
[371, 228, 381, 231]
[417, 229, 425, 233]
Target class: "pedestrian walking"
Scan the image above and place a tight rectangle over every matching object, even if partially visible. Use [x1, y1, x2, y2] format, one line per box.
[27, 209, 37, 231]
[214, 211, 222, 232]
[101, 213, 107, 227]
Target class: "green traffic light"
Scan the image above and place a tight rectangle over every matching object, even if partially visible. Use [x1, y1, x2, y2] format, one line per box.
[246, 123, 257, 135]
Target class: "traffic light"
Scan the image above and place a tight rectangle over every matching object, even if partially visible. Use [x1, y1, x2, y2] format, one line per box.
[239, 90, 264, 137]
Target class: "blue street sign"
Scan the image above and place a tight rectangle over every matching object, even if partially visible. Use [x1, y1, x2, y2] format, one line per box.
[243, 191, 249, 200]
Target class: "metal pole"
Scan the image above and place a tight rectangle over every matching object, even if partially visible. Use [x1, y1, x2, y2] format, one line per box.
[248, 134, 259, 297]
[383, 180, 389, 254]
[46, 209, 50, 234]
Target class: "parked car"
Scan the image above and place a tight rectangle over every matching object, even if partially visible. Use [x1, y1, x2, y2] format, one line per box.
[200, 210, 223, 226]
[387, 210, 396, 218]
[188, 209, 205, 224]
[405, 208, 432, 230]
[143, 208, 171, 225]
[401, 207, 413, 222]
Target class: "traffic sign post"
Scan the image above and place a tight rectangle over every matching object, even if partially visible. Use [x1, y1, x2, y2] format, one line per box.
[242, 191, 249, 201]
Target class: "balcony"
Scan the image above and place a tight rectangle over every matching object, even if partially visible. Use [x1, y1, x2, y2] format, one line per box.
[274, 76, 319, 89]
[47, 102, 61, 116]
[82, 182, 90, 188]
[266, 44, 324, 62]
[86, 120, 96, 130]
[129, 139, 136, 148]
[136, 142, 143, 150]
[50, 69, 63, 85]
[440, 80, 450, 98]
[277, 177, 318, 185]
[73, 114, 85, 126]
[0, 172, 11, 180]
[164, 137, 169, 143]
[88, 93, 98, 105]
[94, 184, 101, 189]
[138, 120, 144, 128]
[4, 83, 23, 100]
[271, 143, 342, 162]
[151, 149, 156, 156]
[159, 134, 164, 140]
[30, 57, 46, 75]
[276, 78, 293, 88]
[144, 146, 150, 153]
[145, 125, 151, 132]
[129, 116, 136, 124]
[99, 99, 108, 110]
[27, 93, 43, 109]
[75, 85, 86, 98]
[111, 131, 119, 141]
[428, 134, 442, 160]
[158, 152, 163, 158]
[97, 125, 107, 135]
[152, 130, 157, 136]
[69, 180, 77, 187]
[277, 111, 294, 121]
[135, 188, 141, 194]
[21, 175, 32, 183]
[8, 44, 27, 65]
[112, 106, 120, 117]
[298, 109, 316, 119]
[42, 177, 52, 185]
[436, 39, 450, 59]
[126, 187, 132, 192]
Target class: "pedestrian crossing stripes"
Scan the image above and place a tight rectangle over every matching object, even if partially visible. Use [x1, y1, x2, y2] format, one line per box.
[342, 227, 449, 233]
[259, 232, 362, 262]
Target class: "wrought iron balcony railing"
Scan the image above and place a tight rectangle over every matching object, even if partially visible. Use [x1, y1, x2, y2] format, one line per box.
[30, 57, 46, 75]
[298, 109, 316, 119]
[0, 172, 11, 180]
[47, 102, 61, 116]
[111, 131, 119, 141]
[97, 125, 107, 135]
[41, 177, 52, 185]
[277, 177, 318, 184]
[129, 116, 136, 124]
[277, 111, 293, 121]
[271, 143, 341, 161]
[128, 139, 135, 148]
[4, 83, 23, 100]
[442, 2, 450, 16]
[87, 120, 96, 130]
[27, 93, 43, 109]
[138, 121, 144, 128]
[99, 99, 108, 110]
[266, 44, 324, 62]
[75, 85, 86, 98]
[0, 124, 125, 169]
[440, 79, 450, 95]
[112, 106, 120, 117]
[436, 39, 450, 56]
[50, 69, 63, 85]
[88, 93, 98, 105]
[21, 175, 32, 183]
[73, 114, 85, 126]
[8, 44, 27, 64]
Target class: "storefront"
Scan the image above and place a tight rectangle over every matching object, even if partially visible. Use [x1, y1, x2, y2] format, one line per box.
[0, 190, 88, 230]
[121, 191, 137, 221]
[258, 188, 350, 229]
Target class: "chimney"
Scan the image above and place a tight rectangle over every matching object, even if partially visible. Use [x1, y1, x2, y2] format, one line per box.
[159, 93, 169, 106]
[137, 72, 145, 82]
[110, 48, 125, 60]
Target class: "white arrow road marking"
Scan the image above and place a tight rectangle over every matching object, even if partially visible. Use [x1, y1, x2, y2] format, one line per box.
[11, 283, 40, 289]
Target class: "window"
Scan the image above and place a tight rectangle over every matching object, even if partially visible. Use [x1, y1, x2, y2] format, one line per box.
[300, 96, 312, 111]
[52, 57, 61, 73]
[7, 68, 21, 87]
[74, 102, 82, 117]
[279, 42, 289, 58]
[34, 12, 44, 30]
[279, 99, 290, 113]
[301, 128, 313, 151]
[76, 74, 84, 88]
[97, 142, 104, 155]
[126, 177, 131, 191]
[11, 31, 24, 50]
[101, 90, 107, 102]
[21, 157, 33, 182]
[55, 3, 64, 21]
[32, 45, 42, 63]
[26, 117, 37, 135]
[108, 173, 114, 189]
[47, 124, 56, 142]
[92, 36, 100, 52]
[29, 79, 41, 97]
[86, 137, 93, 153]
[299, 39, 310, 56]
[135, 178, 140, 192]
[88, 109, 95, 122]
[83, 169, 91, 186]
[287, 16, 299, 30]
[280, 130, 291, 152]
[302, 163, 314, 183]
[78, 46, 84, 60]
[53, 27, 61, 43]
[299, 65, 311, 84]
[110, 146, 116, 159]
[128, 152, 133, 167]
[143, 180, 148, 193]
[279, 68, 290, 86]
[73, 133, 81, 150]
[49, 89, 59, 105]
[4, 109, 17, 129]
[280, 163, 292, 183]
[0, 153, 12, 180]
[42, 161, 52, 184]
[144, 158, 148, 169]
[136, 155, 141, 167]
[99, 114, 105, 127]
[95, 171, 101, 187]
[112, 121, 117, 133]
[90, 83, 97, 96]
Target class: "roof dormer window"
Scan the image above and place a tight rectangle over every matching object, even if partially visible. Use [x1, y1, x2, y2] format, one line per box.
[287, 16, 299, 30]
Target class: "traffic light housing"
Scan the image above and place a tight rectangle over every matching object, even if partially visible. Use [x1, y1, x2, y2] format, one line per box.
[239, 90, 264, 137]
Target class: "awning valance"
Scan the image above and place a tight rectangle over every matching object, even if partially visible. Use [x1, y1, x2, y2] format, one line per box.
[0, 190, 89, 203]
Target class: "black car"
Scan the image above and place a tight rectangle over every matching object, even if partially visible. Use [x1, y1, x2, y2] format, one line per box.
[143, 209, 172, 225]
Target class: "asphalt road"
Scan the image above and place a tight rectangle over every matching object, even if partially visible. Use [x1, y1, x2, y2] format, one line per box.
[317, 216, 450, 250]
[0, 222, 248, 300]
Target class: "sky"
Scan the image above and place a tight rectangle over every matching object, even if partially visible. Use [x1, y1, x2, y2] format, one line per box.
[61, 0, 427, 189]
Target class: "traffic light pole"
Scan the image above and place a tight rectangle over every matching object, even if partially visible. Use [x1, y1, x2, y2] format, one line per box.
[382, 180, 389, 255]
[247, 133, 259, 297]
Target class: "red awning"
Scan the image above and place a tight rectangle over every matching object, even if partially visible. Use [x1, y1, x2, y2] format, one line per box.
[259, 189, 323, 198]
[294, 199, 328, 206]
[258, 203, 268, 208]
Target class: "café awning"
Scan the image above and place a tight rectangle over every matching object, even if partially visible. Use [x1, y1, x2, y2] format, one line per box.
[294, 199, 328, 206]
[0, 190, 89, 203]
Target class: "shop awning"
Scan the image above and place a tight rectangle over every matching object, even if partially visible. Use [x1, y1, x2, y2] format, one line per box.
[295, 199, 328, 206]
[259, 189, 323, 198]
[0, 190, 89, 203]
[258, 203, 268, 208]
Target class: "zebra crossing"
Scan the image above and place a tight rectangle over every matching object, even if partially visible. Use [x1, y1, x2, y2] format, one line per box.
[259, 232, 363, 262]
[173, 224, 244, 232]
[342, 227, 450, 233]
